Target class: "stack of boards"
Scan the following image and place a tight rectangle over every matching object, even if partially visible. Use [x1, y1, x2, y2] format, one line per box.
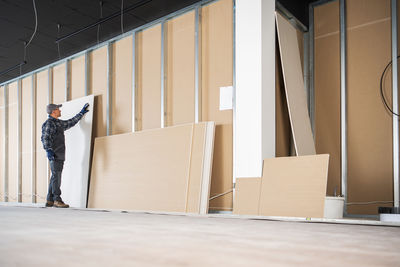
[88, 122, 215, 214]
[233, 155, 329, 218]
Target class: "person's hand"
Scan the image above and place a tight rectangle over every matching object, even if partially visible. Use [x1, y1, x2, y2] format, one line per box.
[46, 149, 55, 161]
[80, 103, 89, 115]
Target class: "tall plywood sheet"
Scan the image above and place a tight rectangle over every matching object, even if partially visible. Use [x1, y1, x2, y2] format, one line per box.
[166, 11, 195, 126]
[53, 64, 66, 104]
[8, 82, 18, 202]
[233, 178, 261, 215]
[314, 1, 341, 196]
[0, 86, 4, 201]
[21, 77, 32, 202]
[347, 0, 392, 214]
[275, 12, 315, 156]
[88, 122, 214, 213]
[259, 155, 329, 218]
[60, 95, 94, 208]
[91, 46, 108, 138]
[112, 36, 132, 135]
[202, 0, 233, 211]
[71, 55, 85, 100]
[137, 25, 162, 130]
[36, 70, 49, 203]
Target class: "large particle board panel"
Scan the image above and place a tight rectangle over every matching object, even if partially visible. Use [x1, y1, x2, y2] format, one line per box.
[275, 12, 315, 156]
[36, 70, 49, 203]
[91, 46, 108, 138]
[259, 155, 329, 218]
[21, 77, 32, 203]
[314, 1, 340, 196]
[60, 95, 94, 208]
[88, 122, 215, 214]
[202, 0, 233, 211]
[346, 1, 392, 214]
[70, 55, 85, 100]
[166, 11, 195, 126]
[137, 25, 162, 130]
[53, 64, 66, 104]
[112, 36, 132, 135]
[8, 82, 18, 202]
[233, 178, 261, 215]
[0, 86, 4, 200]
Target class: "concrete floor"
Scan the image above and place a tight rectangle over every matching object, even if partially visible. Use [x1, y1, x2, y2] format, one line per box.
[1, 206, 400, 267]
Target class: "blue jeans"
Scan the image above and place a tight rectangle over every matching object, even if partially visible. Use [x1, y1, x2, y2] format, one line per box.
[47, 160, 64, 202]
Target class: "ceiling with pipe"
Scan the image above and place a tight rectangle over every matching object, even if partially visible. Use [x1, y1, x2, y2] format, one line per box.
[0, 0, 314, 84]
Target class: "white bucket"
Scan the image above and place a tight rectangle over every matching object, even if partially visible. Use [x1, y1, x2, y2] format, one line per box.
[324, 196, 345, 219]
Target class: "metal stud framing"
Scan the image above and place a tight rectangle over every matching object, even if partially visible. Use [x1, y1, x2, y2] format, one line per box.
[195, 7, 202, 123]
[132, 32, 137, 132]
[392, 0, 399, 208]
[17, 79, 22, 202]
[161, 21, 167, 128]
[3, 84, 9, 202]
[339, 0, 347, 214]
[85, 52, 90, 96]
[107, 42, 113, 136]
[65, 59, 71, 101]
[31, 74, 37, 203]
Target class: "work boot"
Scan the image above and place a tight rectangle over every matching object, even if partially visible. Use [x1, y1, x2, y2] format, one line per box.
[45, 201, 54, 207]
[53, 200, 69, 208]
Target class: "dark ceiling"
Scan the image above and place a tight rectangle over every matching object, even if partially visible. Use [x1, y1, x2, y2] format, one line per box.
[0, 0, 315, 84]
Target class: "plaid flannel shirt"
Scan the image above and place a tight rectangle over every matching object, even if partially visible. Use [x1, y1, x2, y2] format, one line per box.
[41, 112, 83, 151]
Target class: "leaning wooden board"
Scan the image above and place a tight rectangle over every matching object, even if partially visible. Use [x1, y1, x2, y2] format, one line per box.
[259, 154, 329, 218]
[233, 155, 329, 218]
[275, 12, 316, 156]
[88, 122, 215, 214]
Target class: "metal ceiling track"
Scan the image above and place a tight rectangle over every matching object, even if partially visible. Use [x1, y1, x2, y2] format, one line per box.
[55, 0, 152, 44]
[0, 61, 27, 78]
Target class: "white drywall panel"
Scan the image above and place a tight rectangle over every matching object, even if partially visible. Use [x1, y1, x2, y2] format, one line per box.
[235, 0, 275, 179]
[60, 95, 94, 208]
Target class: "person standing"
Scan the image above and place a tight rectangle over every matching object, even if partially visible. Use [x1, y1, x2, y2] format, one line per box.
[41, 103, 89, 208]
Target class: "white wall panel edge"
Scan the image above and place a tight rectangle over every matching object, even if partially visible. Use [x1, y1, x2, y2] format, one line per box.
[235, 0, 275, 179]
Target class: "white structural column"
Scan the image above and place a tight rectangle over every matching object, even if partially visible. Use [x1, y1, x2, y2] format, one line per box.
[235, 0, 275, 179]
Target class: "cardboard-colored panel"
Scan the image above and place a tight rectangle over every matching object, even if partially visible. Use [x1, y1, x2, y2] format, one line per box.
[137, 25, 162, 130]
[347, 16, 392, 214]
[36, 70, 49, 203]
[0, 86, 4, 201]
[347, 0, 390, 29]
[259, 155, 329, 218]
[276, 12, 316, 156]
[88, 123, 213, 213]
[70, 55, 85, 100]
[315, 34, 341, 196]
[60, 95, 94, 208]
[201, 0, 233, 211]
[21, 77, 32, 203]
[91, 46, 108, 138]
[186, 122, 215, 213]
[275, 50, 291, 157]
[233, 178, 261, 215]
[53, 64, 66, 104]
[314, 1, 339, 38]
[166, 11, 195, 126]
[8, 82, 18, 202]
[112, 36, 132, 135]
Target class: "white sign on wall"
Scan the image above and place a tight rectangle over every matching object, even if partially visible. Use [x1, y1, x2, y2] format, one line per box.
[219, 86, 233, 110]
